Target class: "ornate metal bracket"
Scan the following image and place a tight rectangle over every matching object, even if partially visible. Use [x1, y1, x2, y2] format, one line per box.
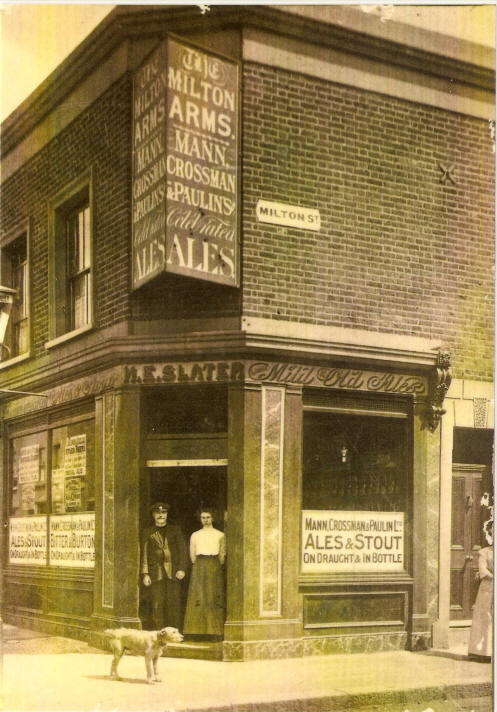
[422, 351, 452, 432]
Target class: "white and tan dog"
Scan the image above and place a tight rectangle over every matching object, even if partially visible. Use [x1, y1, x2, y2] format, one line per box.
[104, 627, 183, 684]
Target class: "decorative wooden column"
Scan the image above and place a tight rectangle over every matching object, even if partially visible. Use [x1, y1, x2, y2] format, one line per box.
[90, 386, 141, 638]
[224, 382, 302, 661]
[410, 404, 442, 651]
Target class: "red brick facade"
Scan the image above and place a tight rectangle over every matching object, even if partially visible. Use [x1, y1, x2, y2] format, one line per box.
[0, 33, 494, 377]
[241, 63, 494, 380]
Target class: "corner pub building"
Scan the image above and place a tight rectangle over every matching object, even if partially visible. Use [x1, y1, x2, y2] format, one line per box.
[0, 5, 494, 661]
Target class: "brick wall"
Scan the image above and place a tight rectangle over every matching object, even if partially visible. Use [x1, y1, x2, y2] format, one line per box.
[1, 60, 494, 380]
[0, 77, 132, 359]
[241, 63, 495, 380]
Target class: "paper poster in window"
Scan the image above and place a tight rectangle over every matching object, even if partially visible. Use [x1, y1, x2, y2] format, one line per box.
[64, 476, 82, 511]
[21, 483, 35, 511]
[17, 444, 40, 483]
[51, 468, 65, 513]
[64, 434, 86, 478]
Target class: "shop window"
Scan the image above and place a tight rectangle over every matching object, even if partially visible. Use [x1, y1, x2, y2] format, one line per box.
[302, 411, 408, 513]
[48, 174, 93, 344]
[9, 422, 95, 517]
[0, 228, 29, 362]
[8, 419, 95, 569]
[10, 432, 48, 516]
[51, 421, 95, 514]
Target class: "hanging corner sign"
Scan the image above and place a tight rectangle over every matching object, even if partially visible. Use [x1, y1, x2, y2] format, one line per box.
[131, 36, 240, 290]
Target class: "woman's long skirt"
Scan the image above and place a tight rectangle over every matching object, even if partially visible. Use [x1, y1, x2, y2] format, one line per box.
[183, 555, 225, 636]
[468, 577, 493, 657]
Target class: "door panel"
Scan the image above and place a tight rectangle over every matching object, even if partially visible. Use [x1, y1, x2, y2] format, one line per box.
[450, 464, 488, 621]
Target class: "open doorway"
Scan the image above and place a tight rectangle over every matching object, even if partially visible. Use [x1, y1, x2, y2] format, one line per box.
[147, 465, 227, 537]
[140, 464, 227, 633]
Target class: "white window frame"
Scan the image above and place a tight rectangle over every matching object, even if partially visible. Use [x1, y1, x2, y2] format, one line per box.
[46, 170, 94, 349]
[0, 218, 31, 369]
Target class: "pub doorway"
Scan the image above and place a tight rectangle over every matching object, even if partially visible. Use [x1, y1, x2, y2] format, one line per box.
[139, 463, 227, 636]
[147, 464, 227, 538]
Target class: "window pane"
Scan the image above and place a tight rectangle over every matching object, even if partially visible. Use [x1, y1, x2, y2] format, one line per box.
[66, 213, 78, 276]
[65, 202, 90, 333]
[83, 207, 91, 269]
[15, 319, 29, 354]
[71, 273, 89, 329]
[51, 421, 95, 514]
[302, 412, 407, 512]
[1, 234, 28, 359]
[10, 432, 48, 516]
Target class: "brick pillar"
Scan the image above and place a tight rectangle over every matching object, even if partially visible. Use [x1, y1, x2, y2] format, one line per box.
[91, 386, 141, 638]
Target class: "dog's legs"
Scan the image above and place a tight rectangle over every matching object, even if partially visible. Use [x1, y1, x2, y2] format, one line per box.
[152, 653, 162, 682]
[110, 648, 124, 680]
[145, 652, 155, 684]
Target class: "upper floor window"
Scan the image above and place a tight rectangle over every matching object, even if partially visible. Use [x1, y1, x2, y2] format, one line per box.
[0, 226, 30, 362]
[66, 203, 91, 331]
[48, 173, 93, 346]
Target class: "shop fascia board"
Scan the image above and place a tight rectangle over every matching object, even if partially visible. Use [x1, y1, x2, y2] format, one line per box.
[0, 326, 249, 397]
[241, 317, 442, 370]
[0, 320, 441, 398]
[1, 4, 494, 160]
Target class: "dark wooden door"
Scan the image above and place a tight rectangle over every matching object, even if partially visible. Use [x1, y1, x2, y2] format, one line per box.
[450, 464, 488, 621]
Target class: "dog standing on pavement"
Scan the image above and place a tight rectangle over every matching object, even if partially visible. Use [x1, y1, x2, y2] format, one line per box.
[104, 627, 183, 684]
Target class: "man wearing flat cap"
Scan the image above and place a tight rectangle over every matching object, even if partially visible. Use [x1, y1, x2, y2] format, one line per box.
[141, 502, 188, 630]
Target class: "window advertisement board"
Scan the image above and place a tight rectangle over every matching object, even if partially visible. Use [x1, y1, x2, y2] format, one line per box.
[301, 510, 405, 574]
[49, 512, 95, 568]
[132, 37, 239, 289]
[9, 516, 47, 565]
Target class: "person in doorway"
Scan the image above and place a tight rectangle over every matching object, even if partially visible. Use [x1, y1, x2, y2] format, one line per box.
[183, 508, 226, 639]
[141, 502, 188, 631]
[468, 519, 493, 661]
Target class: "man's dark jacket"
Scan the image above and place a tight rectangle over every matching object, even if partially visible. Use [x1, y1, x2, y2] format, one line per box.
[140, 524, 188, 582]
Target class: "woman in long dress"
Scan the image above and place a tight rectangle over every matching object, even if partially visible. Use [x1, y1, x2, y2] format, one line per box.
[183, 508, 226, 638]
[468, 520, 493, 660]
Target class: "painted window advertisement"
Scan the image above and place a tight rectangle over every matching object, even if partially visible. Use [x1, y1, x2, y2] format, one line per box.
[9, 516, 47, 565]
[132, 37, 239, 289]
[301, 510, 405, 574]
[49, 512, 95, 568]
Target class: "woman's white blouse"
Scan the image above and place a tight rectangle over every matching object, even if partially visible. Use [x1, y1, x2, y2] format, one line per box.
[190, 527, 226, 564]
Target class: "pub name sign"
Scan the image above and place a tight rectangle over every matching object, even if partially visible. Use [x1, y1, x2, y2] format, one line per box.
[132, 37, 240, 289]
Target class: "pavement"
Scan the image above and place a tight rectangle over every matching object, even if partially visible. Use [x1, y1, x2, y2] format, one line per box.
[1, 625, 493, 712]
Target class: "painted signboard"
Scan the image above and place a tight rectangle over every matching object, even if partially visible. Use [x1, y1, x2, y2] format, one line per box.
[122, 360, 426, 396]
[256, 200, 321, 231]
[9, 516, 47, 565]
[49, 513, 95, 568]
[132, 37, 239, 289]
[132, 41, 168, 288]
[301, 510, 405, 573]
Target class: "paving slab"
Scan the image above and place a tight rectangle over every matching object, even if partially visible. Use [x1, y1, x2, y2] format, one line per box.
[1, 648, 492, 712]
